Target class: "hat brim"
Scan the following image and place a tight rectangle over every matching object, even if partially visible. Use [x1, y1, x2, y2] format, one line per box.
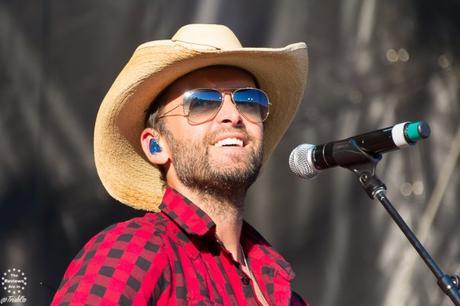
[94, 41, 308, 211]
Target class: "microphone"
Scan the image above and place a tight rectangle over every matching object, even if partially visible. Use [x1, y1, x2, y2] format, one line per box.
[289, 121, 430, 179]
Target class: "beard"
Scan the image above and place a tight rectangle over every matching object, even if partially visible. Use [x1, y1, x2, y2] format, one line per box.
[162, 127, 263, 203]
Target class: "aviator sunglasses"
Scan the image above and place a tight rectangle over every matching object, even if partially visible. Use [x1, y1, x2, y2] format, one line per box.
[157, 88, 270, 124]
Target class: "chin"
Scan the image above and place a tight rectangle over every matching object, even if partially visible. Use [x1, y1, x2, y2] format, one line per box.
[212, 156, 251, 168]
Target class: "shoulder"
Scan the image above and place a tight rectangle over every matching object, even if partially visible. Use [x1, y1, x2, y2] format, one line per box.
[291, 291, 309, 306]
[75, 212, 168, 266]
[242, 220, 271, 246]
[90, 212, 168, 253]
[52, 213, 172, 305]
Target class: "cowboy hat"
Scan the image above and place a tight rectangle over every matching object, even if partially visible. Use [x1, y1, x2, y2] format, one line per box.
[94, 24, 308, 211]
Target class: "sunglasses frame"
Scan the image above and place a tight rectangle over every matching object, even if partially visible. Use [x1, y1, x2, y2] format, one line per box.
[157, 87, 270, 124]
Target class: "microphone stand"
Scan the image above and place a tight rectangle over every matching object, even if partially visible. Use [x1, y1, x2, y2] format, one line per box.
[337, 140, 460, 305]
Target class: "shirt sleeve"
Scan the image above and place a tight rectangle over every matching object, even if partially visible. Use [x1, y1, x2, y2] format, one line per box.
[51, 217, 171, 306]
[291, 290, 309, 306]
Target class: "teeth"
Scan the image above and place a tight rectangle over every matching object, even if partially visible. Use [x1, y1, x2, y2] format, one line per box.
[215, 138, 243, 147]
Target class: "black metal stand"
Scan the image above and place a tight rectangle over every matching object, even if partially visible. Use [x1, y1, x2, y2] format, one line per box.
[339, 141, 460, 305]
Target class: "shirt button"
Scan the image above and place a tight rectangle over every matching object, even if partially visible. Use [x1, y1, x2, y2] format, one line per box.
[241, 275, 250, 285]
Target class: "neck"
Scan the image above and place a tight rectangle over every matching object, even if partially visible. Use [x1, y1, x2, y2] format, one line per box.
[171, 182, 246, 262]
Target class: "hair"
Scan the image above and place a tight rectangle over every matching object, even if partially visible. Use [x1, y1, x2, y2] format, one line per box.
[144, 87, 170, 185]
[145, 88, 169, 131]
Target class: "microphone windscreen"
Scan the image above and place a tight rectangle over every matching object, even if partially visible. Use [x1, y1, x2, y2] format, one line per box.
[289, 144, 318, 179]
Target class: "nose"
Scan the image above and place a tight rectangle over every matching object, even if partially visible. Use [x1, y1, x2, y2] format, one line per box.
[215, 93, 243, 126]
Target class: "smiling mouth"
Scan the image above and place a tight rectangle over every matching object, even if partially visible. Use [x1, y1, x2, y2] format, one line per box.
[214, 138, 244, 147]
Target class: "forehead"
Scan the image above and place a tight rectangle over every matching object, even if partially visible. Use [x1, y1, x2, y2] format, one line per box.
[167, 66, 257, 96]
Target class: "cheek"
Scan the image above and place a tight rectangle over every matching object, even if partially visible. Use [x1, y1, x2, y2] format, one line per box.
[167, 118, 209, 144]
[251, 124, 264, 142]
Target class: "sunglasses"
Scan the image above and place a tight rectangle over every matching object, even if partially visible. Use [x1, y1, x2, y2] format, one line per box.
[158, 88, 270, 124]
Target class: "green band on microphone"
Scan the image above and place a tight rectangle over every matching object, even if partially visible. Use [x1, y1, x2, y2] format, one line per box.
[405, 121, 430, 143]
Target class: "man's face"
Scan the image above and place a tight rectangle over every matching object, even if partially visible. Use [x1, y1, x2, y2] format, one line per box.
[158, 66, 264, 198]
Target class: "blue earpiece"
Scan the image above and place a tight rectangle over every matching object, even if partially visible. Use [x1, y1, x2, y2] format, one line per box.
[149, 139, 162, 154]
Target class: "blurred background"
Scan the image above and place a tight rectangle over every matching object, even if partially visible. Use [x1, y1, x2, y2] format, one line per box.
[1, 0, 459, 305]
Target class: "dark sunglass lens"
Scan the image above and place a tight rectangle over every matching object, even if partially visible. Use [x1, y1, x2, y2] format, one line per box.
[185, 90, 222, 123]
[233, 89, 269, 122]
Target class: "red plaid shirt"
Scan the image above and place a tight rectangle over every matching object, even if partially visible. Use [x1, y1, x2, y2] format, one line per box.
[52, 188, 307, 305]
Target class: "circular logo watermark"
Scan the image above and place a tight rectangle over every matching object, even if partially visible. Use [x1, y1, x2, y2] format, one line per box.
[0, 268, 27, 304]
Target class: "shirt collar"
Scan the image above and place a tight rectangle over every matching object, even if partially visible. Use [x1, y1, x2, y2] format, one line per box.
[242, 221, 296, 281]
[159, 187, 295, 280]
[159, 187, 216, 236]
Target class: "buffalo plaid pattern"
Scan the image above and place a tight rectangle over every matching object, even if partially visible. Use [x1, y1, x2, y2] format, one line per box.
[52, 188, 307, 305]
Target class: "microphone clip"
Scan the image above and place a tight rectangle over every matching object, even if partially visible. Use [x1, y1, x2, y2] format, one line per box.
[338, 140, 386, 199]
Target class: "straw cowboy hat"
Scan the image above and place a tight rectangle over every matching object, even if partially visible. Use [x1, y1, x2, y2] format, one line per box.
[94, 24, 308, 211]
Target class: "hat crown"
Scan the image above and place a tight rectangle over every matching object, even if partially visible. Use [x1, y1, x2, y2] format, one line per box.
[172, 24, 242, 50]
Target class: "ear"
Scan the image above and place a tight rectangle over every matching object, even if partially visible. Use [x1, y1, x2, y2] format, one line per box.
[140, 128, 170, 166]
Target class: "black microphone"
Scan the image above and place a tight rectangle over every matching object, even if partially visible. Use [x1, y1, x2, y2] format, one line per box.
[289, 121, 430, 179]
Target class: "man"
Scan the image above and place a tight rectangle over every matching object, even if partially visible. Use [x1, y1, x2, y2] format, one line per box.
[52, 24, 308, 305]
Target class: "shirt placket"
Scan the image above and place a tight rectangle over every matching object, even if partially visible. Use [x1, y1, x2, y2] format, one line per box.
[246, 257, 277, 305]
[215, 238, 266, 306]
[242, 236, 295, 306]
